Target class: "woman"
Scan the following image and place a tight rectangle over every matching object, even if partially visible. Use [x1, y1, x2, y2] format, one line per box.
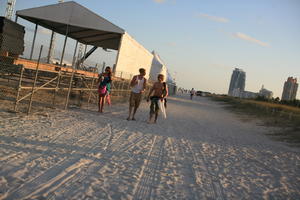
[97, 66, 112, 113]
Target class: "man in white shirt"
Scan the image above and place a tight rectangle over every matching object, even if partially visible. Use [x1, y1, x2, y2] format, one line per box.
[127, 68, 147, 120]
[190, 88, 196, 100]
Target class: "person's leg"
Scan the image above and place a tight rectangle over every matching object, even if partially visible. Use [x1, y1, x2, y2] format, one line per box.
[154, 100, 159, 123]
[127, 92, 134, 120]
[100, 96, 105, 112]
[127, 107, 133, 120]
[98, 94, 101, 112]
[132, 94, 141, 120]
[132, 105, 138, 120]
[106, 94, 111, 106]
[148, 99, 155, 123]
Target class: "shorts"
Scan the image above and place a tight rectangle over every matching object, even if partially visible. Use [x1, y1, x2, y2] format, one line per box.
[150, 96, 160, 114]
[129, 92, 142, 107]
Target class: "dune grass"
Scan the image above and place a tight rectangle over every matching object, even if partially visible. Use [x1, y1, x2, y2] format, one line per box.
[211, 95, 300, 146]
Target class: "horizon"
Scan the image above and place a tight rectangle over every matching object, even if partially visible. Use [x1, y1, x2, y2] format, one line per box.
[0, 0, 299, 98]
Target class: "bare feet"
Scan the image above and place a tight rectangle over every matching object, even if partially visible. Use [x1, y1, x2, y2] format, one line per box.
[147, 118, 154, 124]
[126, 117, 131, 121]
[132, 117, 136, 121]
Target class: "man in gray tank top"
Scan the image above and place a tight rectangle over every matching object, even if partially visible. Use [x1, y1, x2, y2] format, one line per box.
[127, 68, 147, 120]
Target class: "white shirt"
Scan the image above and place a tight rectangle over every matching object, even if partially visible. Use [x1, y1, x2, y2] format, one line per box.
[132, 76, 145, 93]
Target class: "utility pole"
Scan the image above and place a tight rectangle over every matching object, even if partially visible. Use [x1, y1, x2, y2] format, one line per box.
[5, 0, 16, 20]
[47, 0, 64, 64]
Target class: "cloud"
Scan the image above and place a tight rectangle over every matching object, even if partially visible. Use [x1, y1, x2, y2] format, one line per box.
[153, 0, 166, 3]
[196, 13, 229, 23]
[232, 32, 269, 47]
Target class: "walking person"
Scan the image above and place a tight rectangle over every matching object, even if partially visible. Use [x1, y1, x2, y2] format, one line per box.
[147, 74, 168, 123]
[97, 66, 112, 113]
[127, 68, 147, 120]
[190, 88, 195, 100]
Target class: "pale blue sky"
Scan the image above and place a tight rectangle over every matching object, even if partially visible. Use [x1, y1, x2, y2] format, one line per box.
[1, 0, 300, 98]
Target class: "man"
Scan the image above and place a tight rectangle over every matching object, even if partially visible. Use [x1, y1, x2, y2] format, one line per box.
[147, 74, 168, 123]
[127, 68, 147, 120]
[190, 88, 195, 100]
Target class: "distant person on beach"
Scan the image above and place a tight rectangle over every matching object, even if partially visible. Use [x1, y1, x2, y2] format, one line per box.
[190, 88, 195, 100]
[127, 68, 147, 120]
[147, 74, 168, 123]
[97, 66, 112, 113]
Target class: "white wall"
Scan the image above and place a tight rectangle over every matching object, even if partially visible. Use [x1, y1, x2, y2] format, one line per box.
[115, 32, 153, 79]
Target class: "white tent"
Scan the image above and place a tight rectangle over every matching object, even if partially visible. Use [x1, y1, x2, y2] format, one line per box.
[149, 51, 167, 82]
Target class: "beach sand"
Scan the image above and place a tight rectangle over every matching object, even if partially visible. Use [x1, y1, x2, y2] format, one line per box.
[0, 94, 299, 199]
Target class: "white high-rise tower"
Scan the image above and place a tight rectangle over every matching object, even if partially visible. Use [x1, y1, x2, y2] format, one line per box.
[5, 0, 16, 20]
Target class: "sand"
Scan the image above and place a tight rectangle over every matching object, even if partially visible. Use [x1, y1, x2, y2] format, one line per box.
[0, 94, 299, 199]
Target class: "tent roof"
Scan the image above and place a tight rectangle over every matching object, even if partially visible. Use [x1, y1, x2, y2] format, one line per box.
[16, 1, 125, 50]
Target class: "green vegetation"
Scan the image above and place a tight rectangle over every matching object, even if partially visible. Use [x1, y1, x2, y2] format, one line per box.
[211, 95, 300, 146]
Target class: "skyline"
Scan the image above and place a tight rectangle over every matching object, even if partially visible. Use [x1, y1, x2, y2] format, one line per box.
[1, 0, 299, 98]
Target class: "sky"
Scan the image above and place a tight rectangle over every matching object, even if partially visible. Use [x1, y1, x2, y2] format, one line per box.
[1, 0, 300, 98]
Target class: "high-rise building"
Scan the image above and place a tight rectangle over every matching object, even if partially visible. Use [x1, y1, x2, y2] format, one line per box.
[259, 85, 273, 99]
[281, 77, 298, 101]
[228, 68, 246, 96]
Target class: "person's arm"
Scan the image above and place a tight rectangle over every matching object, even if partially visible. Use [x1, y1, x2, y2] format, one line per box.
[130, 75, 137, 87]
[142, 78, 147, 93]
[147, 84, 154, 102]
[164, 84, 169, 98]
[96, 73, 102, 85]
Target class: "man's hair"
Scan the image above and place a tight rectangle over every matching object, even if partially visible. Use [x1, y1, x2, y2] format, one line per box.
[139, 68, 146, 73]
[158, 74, 164, 80]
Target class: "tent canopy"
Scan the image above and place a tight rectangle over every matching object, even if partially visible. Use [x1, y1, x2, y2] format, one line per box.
[16, 1, 125, 50]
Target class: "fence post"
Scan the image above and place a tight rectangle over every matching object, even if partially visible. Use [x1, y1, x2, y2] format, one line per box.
[27, 45, 43, 114]
[52, 69, 61, 107]
[87, 67, 97, 108]
[121, 80, 125, 98]
[64, 68, 75, 110]
[14, 65, 24, 112]
[126, 79, 131, 98]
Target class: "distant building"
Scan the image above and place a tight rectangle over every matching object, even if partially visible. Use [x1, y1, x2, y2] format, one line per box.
[259, 85, 273, 99]
[242, 91, 259, 99]
[228, 68, 246, 96]
[281, 77, 298, 101]
[232, 88, 258, 99]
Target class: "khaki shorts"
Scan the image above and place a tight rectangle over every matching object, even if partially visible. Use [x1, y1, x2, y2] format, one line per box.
[129, 92, 142, 107]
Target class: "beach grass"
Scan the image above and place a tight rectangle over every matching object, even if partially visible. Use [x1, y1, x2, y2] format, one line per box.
[211, 95, 300, 146]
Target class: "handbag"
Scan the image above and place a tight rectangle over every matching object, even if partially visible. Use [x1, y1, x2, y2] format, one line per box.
[98, 85, 107, 95]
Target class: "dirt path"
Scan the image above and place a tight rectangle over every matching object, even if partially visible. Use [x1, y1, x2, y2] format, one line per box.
[0, 94, 299, 199]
